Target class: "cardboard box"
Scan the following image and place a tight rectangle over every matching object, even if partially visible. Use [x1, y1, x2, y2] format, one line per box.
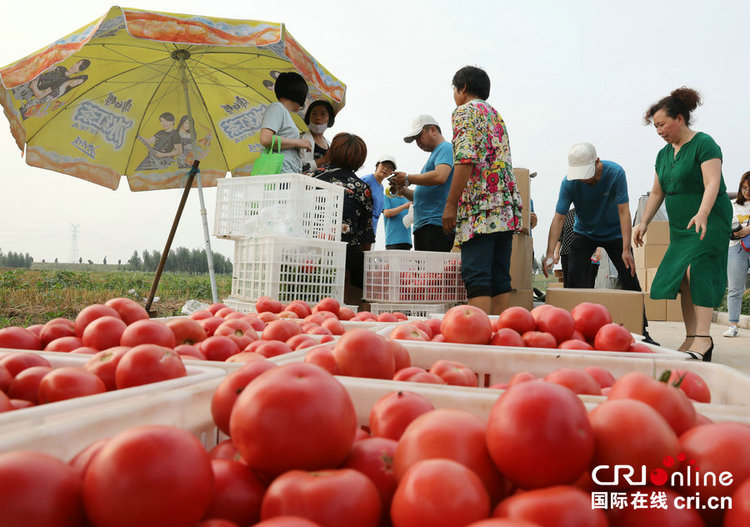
[510, 233, 533, 290]
[667, 296, 683, 322]
[513, 167, 531, 232]
[547, 282, 563, 288]
[643, 221, 670, 245]
[645, 268, 660, 292]
[644, 297, 667, 321]
[544, 288, 644, 334]
[554, 269, 563, 278]
[636, 269, 647, 291]
[633, 245, 668, 270]
[509, 288, 533, 310]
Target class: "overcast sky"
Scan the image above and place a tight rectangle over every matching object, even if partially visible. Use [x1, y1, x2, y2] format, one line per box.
[1, 0, 748, 265]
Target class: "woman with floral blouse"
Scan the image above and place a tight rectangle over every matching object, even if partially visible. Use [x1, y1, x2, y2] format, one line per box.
[442, 66, 523, 314]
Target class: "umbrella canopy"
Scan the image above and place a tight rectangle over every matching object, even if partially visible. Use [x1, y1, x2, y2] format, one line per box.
[0, 5, 346, 191]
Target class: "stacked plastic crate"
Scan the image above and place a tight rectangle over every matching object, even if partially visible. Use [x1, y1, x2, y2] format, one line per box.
[214, 174, 346, 306]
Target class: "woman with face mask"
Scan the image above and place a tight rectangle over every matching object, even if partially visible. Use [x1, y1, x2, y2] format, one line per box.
[301, 100, 335, 173]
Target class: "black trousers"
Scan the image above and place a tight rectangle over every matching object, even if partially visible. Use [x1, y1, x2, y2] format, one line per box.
[568, 233, 649, 332]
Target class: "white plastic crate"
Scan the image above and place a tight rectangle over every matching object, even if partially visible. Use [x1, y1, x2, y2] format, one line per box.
[0, 350, 225, 433]
[370, 302, 457, 317]
[214, 174, 344, 241]
[231, 235, 346, 304]
[222, 297, 357, 315]
[363, 250, 466, 303]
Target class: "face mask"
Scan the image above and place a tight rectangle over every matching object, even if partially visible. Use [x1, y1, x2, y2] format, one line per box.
[310, 123, 328, 134]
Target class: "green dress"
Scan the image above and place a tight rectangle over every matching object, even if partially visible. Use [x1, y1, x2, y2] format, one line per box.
[650, 132, 732, 307]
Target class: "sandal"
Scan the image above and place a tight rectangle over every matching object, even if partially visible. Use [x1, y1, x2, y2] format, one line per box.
[685, 335, 713, 362]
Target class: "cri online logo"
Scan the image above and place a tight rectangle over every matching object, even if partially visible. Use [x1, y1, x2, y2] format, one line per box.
[591, 453, 734, 487]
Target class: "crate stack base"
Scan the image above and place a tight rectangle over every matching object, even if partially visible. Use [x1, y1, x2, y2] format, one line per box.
[363, 250, 466, 304]
[369, 302, 456, 317]
[231, 235, 346, 304]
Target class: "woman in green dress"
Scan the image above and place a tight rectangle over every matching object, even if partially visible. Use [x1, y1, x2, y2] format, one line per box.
[633, 88, 732, 361]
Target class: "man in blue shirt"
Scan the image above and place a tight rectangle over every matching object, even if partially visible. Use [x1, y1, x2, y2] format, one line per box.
[383, 190, 412, 249]
[543, 142, 657, 344]
[361, 155, 397, 235]
[390, 114, 455, 252]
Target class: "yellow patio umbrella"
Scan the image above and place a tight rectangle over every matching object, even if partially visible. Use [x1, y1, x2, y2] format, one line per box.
[0, 6, 346, 307]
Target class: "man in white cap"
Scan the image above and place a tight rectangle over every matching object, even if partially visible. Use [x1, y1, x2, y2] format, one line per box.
[361, 155, 398, 235]
[390, 115, 455, 252]
[543, 142, 658, 344]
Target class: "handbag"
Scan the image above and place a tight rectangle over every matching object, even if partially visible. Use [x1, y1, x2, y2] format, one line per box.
[250, 135, 285, 176]
[741, 233, 750, 251]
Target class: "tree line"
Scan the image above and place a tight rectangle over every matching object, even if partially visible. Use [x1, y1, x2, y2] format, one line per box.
[0, 250, 34, 268]
[127, 248, 233, 274]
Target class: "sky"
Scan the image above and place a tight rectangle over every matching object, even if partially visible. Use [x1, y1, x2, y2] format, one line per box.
[1, 0, 749, 265]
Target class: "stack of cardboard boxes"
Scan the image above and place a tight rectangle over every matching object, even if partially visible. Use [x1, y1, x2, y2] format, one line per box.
[633, 221, 682, 321]
[509, 168, 533, 310]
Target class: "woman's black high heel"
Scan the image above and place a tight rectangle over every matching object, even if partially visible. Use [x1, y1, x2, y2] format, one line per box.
[685, 335, 713, 362]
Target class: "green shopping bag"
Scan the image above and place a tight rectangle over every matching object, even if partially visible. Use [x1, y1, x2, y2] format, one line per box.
[250, 135, 285, 176]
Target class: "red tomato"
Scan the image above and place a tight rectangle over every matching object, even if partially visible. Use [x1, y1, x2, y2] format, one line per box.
[394, 408, 506, 504]
[543, 368, 602, 395]
[256, 312, 280, 323]
[466, 521, 541, 527]
[570, 302, 612, 341]
[71, 346, 98, 355]
[174, 343, 206, 360]
[388, 323, 430, 341]
[388, 340, 411, 372]
[304, 324, 330, 337]
[200, 316, 226, 337]
[38, 367, 107, 403]
[0, 364, 11, 392]
[491, 328, 524, 347]
[369, 390, 434, 441]
[197, 519, 241, 527]
[429, 359, 478, 387]
[725, 477, 750, 527]
[255, 340, 293, 358]
[0, 450, 84, 527]
[338, 307, 356, 320]
[260, 468, 381, 527]
[208, 439, 244, 463]
[607, 371, 696, 436]
[200, 335, 241, 361]
[315, 297, 340, 314]
[230, 363, 356, 475]
[536, 307, 575, 343]
[74, 304, 121, 337]
[607, 485, 704, 527]
[628, 341, 654, 353]
[115, 344, 186, 389]
[391, 458, 490, 527]
[287, 334, 319, 351]
[84, 425, 213, 527]
[0, 352, 51, 376]
[226, 351, 265, 363]
[214, 319, 259, 350]
[255, 516, 321, 526]
[82, 315, 128, 350]
[104, 297, 150, 325]
[403, 371, 446, 384]
[583, 366, 616, 389]
[304, 344, 342, 375]
[342, 437, 398, 512]
[521, 330, 557, 348]
[209, 302, 230, 314]
[530, 304, 554, 324]
[83, 346, 132, 391]
[377, 312, 398, 322]
[8, 365, 52, 403]
[321, 317, 345, 335]
[355, 311, 377, 321]
[558, 339, 594, 350]
[211, 359, 277, 435]
[167, 317, 208, 346]
[0, 326, 42, 350]
[333, 329, 395, 380]
[667, 369, 711, 403]
[204, 458, 266, 526]
[508, 371, 537, 387]
[262, 319, 302, 342]
[26, 324, 43, 336]
[496, 306, 536, 335]
[69, 437, 110, 478]
[486, 380, 594, 489]
[39, 318, 76, 347]
[120, 319, 176, 348]
[589, 399, 680, 485]
[393, 366, 426, 381]
[0, 391, 12, 412]
[440, 305, 493, 345]
[284, 300, 312, 319]
[593, 323, 633, 351]
[493, 485, 607, 527]
[423, 318, 442, 337]
[44, 335, 84, 352]
[256, 296, 284, 314]
[191, 309, 213, 320]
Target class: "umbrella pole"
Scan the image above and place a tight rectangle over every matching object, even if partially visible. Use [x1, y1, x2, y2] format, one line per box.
[197, 173, 219, 303]
[145, 161, 199, 314]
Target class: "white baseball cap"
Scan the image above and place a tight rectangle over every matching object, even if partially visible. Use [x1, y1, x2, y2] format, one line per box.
[403, 114, 439, 143]
[567, 143, 598, 181]
[377, 155, 397, 170]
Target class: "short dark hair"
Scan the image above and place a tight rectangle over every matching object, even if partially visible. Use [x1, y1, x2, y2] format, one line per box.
[644, 87, 701, 126]
[452, 66, 491, 100]
[159, 112, 175, 122]
[737, 171, 750, 205]
[274, 72, 309, 107]
[327, 133, 367, 172]
[304, 100, 335, 127]
[77, 59, 91, 71]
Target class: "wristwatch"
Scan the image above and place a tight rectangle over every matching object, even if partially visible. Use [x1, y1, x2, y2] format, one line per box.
[404, 174, 410, 186]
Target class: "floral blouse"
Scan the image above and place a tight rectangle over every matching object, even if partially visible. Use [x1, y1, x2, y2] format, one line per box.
[452, 99, 523, 245]
[311, 165, 376, 246]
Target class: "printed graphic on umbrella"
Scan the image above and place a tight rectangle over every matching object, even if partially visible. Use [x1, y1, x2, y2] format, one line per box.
[0, 6, 346, 304]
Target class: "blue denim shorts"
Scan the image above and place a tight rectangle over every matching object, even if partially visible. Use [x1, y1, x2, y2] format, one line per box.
[460, 231, 514, 298]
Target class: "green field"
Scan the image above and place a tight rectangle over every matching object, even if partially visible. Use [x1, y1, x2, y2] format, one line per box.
[0, 267, 231, 327]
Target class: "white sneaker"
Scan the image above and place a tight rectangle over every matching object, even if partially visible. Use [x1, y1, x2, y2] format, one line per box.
[723, 325, 739, 337]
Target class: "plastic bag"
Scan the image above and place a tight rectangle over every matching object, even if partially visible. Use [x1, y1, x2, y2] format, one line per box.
[241, 205, 306, 237]
[402, 206, 414, 228]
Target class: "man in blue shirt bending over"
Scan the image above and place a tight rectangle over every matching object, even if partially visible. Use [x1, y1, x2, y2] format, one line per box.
[542, 142, 658, 344]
